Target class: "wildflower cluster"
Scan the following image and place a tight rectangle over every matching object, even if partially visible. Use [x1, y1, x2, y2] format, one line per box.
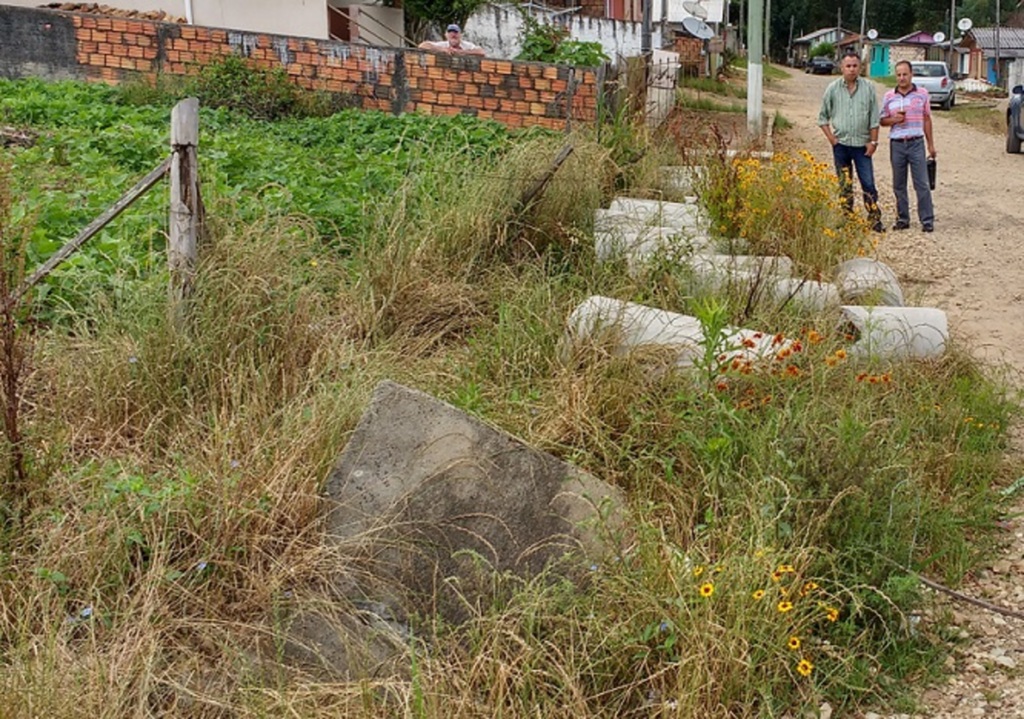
[647, 549, 843, 685]
[697, 150, 871, 275]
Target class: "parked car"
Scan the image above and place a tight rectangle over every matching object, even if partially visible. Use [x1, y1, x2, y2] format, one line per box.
[805, 56, 836, 75]
[1008, 84, 1024, 154]
[910, 61, 956, 110]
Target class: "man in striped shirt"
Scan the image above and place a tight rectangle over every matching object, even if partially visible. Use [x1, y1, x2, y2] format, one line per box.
[818, 53, 884, 233]
[880, 59, 937, 232]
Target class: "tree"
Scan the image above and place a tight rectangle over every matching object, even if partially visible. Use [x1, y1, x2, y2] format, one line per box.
[403, 0, 489, 32]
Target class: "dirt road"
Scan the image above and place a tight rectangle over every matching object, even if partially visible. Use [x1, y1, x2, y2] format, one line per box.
[766, 67, 1024, 718]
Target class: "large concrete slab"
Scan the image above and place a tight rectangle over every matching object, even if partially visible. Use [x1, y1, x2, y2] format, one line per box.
[323, 380, 623, 625]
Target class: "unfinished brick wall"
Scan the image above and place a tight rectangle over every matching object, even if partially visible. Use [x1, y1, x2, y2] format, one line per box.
[1, 5, 601, 131]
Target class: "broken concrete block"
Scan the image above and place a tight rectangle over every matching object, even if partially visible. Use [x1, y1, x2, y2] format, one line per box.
[323, 380, 623, 626]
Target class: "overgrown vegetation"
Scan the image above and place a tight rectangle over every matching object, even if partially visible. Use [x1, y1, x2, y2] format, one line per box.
[516, 14, 609, 67]
[0, 76, 1019, 717]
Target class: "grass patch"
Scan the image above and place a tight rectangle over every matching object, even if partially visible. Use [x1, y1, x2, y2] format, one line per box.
[0, 76, 1019, 718]
[679, 75, 748, 98]
[949, 102, 1007, 136]
[676, 93, 746, 114]
[732, 57, 790, 82]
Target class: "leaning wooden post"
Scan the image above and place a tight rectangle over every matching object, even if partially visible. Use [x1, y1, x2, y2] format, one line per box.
[169, 98, 201, 324]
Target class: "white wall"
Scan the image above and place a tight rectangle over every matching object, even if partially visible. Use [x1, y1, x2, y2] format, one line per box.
[6, 0, 333, 39]
[465, 3, 667, 63]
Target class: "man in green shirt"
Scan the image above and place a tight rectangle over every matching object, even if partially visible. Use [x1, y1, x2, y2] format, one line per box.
[818, 53, 884, 233]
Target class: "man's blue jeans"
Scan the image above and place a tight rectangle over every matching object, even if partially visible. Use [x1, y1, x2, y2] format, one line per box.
[832, 143, 880, 222]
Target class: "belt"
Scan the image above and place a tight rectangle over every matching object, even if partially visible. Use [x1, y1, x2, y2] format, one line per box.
[890, 136, 923, 143]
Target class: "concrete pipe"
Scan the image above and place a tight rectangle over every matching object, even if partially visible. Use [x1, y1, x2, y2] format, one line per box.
[771, 278, 842, 312]
[565, 296, 796, 369]
[839, 305, 948, 360]
[608, 197, 706, 230]
[835, 258, 905, 307]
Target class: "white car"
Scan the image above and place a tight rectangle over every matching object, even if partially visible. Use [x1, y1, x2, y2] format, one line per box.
[911, 61, 956, 110]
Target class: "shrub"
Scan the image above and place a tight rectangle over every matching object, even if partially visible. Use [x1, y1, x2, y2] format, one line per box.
[516, 14, 609, 67]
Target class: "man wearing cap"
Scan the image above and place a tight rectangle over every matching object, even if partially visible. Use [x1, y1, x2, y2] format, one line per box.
[418, 24, 486, 56]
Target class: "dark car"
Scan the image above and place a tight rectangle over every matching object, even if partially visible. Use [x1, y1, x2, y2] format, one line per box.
[1008, 84, 1024, 154]
[805, 56, 836, 75]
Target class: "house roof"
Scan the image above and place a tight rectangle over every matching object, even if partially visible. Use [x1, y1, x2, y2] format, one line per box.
[894, 30, 936, 44]
[967, 27, 1024, 57]
[793, 27, 858, 45]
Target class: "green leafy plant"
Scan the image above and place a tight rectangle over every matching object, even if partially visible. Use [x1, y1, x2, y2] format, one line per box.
[516, 14, 609, 67]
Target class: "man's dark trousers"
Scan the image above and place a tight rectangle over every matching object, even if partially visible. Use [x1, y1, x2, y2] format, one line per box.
[890, 136, 934, 227]
[832, 143, 881, 223]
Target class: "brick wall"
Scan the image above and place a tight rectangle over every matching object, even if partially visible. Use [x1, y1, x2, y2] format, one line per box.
[0, 4, 601, 131]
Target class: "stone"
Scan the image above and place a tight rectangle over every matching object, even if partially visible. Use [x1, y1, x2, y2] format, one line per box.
[323, 380, 625, 626]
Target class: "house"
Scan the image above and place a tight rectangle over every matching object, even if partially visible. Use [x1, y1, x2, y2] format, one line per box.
[958, 27, 1024, 89]
[859, 30, 937, 78]
[790, 27, 859, 67]
[1, 0, 404, 45]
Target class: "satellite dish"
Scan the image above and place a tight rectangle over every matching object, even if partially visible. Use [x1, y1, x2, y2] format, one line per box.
[958, 17, 973, 32]
[866, 28, 879, 40]
[682, 0, 708, 20]
[933, 31, 946, 43]
[682, 16, 715, 40]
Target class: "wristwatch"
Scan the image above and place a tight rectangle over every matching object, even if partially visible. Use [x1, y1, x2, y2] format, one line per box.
[868, 140, 878, 146]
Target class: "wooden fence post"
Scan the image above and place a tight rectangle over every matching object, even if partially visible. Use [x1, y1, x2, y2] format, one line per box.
[169, 97, 202, 321]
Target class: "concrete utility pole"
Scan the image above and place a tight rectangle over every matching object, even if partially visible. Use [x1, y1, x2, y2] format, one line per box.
[641, 0, 652, 54]
[764, 0, 771, 60]
[859, 0, 868, 54]
[949, 0, 955, 71]
[997, 0, 1002, 88]
[747, 0, 764, 138]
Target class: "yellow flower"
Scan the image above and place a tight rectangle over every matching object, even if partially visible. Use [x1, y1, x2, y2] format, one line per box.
[699, 582, 715, 598]
[693, 565, 705, 578]
[309, 259, 319, 268]
[777, 564, 796, 574]
[752, 589, 765, 600]
[797, 659, 814, 677]
[835, 349, 847, 360]
[787, 636, 801, 650]
[825, 607, 839, 622]
[800, 582, 819, 597]
[771, 570, 783, 582]
[777, 600, 794, 613]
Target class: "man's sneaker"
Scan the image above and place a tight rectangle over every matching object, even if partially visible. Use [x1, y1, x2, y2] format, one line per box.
[922, 224, 934, 233]
[871, 220, 885, 233]
[892, 221, 911, 230]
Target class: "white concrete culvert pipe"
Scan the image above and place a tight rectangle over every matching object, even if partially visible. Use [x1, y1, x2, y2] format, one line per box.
[659, 165, 704, 196]
[564, 296, 796, 370]
[607, 197, 707, 230]
[835, 258, 905, 307]
[594, 225, 712, 264]
[838, 305, 949, 360]
[770, 278, 842, 312]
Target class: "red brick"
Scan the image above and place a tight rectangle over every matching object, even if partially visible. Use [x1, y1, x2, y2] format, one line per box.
[112, 20, 127, 32]
[181, 26, 196, 39]
[126, 21, 145, 34]
[128, 46, 144, 59]
[112, 44, 128, 57]
[96, 18, 112, 30]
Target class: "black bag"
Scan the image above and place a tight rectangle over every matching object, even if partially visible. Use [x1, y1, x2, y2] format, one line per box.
[926, 157, 936, 190]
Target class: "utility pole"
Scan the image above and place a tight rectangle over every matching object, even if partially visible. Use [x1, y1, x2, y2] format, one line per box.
[859, 0, 868, 55]
[948, 0, 955, 71]
[764, 0, 771, 61]
[748, 0, 764, 138]
[996, 0, 1002, 88]
[641, 0, 651, 55]
[787, 15, 794, 65]
[739, 0, 745, 50]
